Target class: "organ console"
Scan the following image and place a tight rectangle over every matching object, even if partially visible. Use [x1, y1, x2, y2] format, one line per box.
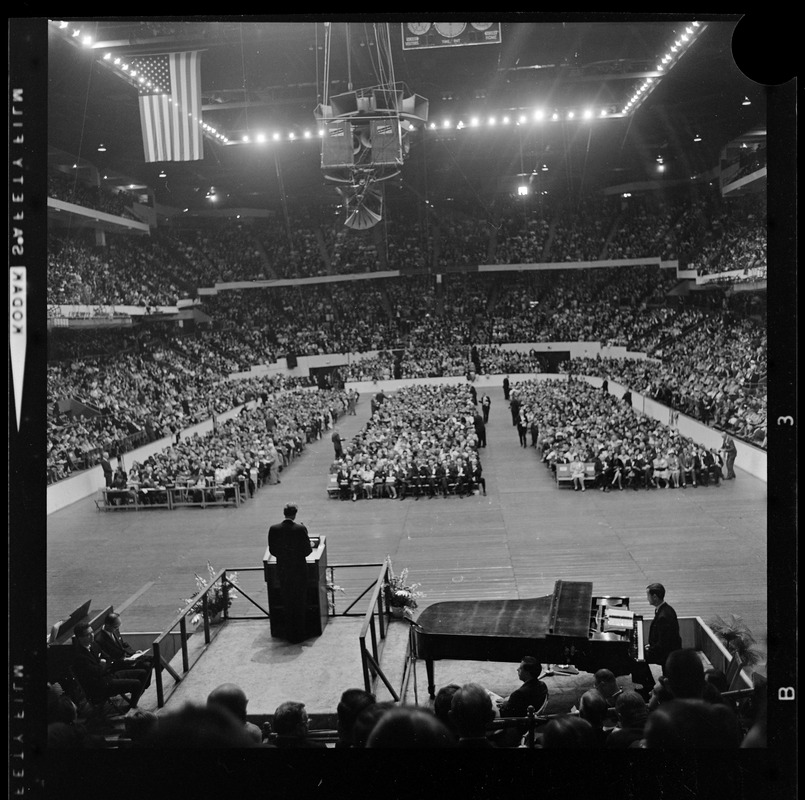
[413, 580, 645, 697]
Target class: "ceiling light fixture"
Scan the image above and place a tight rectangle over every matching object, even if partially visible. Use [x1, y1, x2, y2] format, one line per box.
[742, 96, 751, 106]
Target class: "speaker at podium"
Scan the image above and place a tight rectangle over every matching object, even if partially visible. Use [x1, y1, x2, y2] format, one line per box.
[263, 536, 329, 640]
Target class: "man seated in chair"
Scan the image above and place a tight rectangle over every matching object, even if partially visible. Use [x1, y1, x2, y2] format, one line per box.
[491, 656, 549, 718]
[94, 612, 154, 693]
[487, 657, 549, 747]
[71, 622, 146, 711]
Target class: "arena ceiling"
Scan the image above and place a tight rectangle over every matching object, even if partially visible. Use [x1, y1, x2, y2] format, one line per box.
[46, 16, 769, 214]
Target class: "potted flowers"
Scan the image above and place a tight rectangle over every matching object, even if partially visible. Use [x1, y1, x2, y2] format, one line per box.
[706, 613, 765, 668]
[383, 559, 425, 620]
[181, 561, 240, 627]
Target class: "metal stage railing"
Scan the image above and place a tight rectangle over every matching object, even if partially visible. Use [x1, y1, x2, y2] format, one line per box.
[150, 559, 405, 709]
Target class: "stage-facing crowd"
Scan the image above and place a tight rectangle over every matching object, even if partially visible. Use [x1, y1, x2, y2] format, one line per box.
[46, 178, 767, 485]
[48, 648, 765, 749]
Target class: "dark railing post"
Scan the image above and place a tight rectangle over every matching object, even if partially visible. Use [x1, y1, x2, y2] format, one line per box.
[180, 616, 189, 673]
[369, 613, 379, 661]
[525, 705, 536, 748]
[360, 636, 371, 693]
[154, 641, 164, 708]
[202, 594, 210, 643]
[222, 571, 230, 620]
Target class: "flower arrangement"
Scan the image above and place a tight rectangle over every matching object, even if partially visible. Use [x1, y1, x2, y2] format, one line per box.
[326, 581, 346, 614]
[707, 613, 765, 667]
[383, 559, 425, 619]
[180, 561, 240, 626]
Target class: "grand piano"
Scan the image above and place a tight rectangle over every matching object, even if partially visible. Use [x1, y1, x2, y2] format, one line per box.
[413, 580, 644, 697]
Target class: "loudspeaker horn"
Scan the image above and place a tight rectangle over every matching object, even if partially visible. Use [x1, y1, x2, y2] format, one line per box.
[401, 94, 429, 123]
[330, 91, 359, 117]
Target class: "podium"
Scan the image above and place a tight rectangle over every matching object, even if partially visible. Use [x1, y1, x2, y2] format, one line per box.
[263, 536, 329, 640]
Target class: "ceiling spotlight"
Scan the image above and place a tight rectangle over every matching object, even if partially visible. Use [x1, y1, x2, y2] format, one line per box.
[97, 143, 106, 152]
[742, 96, 751, 106]
[693, 133, 702, 142]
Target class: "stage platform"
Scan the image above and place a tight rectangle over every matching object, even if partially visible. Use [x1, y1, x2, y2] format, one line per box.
[137, 616, 411, 728]
[136, 615, 656, 732]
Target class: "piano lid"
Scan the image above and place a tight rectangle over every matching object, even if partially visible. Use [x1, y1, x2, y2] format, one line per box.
[415, 596, 555, 639]
[414, 581, 595, 640]
[548, 580, 593, 637]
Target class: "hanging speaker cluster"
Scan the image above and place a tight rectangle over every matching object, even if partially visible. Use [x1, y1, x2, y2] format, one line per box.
[337, 179, 383, 230]
[317, 83, 427, 227]
[315, 84, 428, 124]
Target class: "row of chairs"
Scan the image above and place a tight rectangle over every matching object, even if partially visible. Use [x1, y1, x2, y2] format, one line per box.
[327, 474, 479, 500]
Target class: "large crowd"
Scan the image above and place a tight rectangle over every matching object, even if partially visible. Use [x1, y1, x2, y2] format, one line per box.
[103, 386, 348, 503]
[48, 645, 765, 750]
[331, 384, 485, 501]
[47, 176, 767, 295]
[512, 377, 736, 489]
[46, 176, 768, 484]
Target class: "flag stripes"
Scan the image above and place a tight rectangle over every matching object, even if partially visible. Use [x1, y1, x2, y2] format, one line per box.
[135, 51, 203, 163]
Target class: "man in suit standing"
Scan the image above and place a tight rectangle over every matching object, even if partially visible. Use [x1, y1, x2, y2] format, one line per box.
[631, 582, 682, 701]
[100, 451, 114, 487]
[481, 393, 491, 423]
[720, 433, 737, 479]
[502, 375, 510, 401]
[473, 410, 487, 448]
[268, 503, 312, 643]
[331, 429, 345, 460]
[509, 391, 521, 427]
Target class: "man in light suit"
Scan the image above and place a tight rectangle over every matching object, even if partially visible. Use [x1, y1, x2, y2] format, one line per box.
[268, 503, 312, 643]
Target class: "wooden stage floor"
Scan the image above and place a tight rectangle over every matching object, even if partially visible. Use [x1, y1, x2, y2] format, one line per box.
[47, 384, 768, 710]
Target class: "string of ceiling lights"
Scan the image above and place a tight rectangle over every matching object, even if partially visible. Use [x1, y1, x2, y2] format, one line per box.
[51, 19, 708, 151]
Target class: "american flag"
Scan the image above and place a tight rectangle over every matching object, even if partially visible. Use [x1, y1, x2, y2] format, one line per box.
[130, 51, 203, 163]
